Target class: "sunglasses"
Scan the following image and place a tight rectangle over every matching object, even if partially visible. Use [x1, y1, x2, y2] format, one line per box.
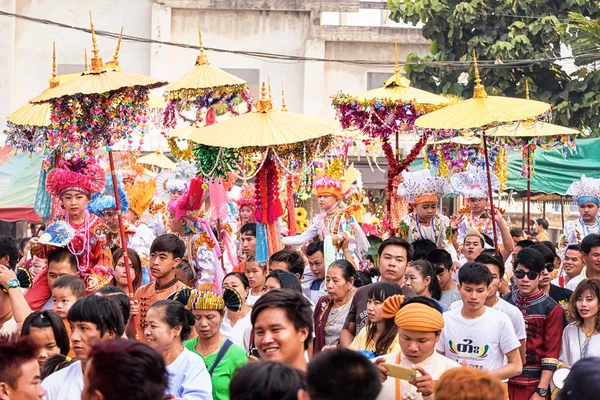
[514, 269, 539, 280]
[544, 263, 554, 273]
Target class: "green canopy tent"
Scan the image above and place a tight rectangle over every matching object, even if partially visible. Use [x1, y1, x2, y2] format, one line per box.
[0, 152, 43, 222]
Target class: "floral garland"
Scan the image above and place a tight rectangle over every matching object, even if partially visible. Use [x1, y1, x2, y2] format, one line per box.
[162, 87, 252, 128]
[42, 86, 155, 169]
[168, 138, 194, 161]
[254, 156, 284, 224]
[193, 144, 240, 180]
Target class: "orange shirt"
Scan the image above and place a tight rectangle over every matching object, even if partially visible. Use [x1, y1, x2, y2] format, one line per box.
[62, 318, 75, 358]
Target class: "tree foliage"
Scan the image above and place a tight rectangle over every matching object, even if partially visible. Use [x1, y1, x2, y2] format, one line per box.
[387, 0, 600, 134]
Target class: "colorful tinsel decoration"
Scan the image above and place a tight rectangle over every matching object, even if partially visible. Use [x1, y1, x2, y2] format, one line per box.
[193, 144, 240, 180]
[4, 123, 49, 154]
[168, 138, 194, 161]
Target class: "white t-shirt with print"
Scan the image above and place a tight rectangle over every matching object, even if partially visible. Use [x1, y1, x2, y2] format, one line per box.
[449, 298, 527, 340]
[436, 307, 520, 372]
[42, 360, 84, 400]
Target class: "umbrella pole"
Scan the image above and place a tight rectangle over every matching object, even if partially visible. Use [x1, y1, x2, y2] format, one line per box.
[107, 150, 135, 298]
[527, 144, 531, 235]
[217, 218, 224, 271]
[482, 132, 499, 253]
[395, 131, 399, 162]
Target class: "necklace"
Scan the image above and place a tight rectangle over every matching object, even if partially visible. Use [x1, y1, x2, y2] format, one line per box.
[66, 211, 92, 274]
[414, 213, 438, 243]
[579, 217, 600, 237]
[324, 296, 352, 329]
[155, 276, 179, 291]
[578, 323, 597, 359]
[197, 336, 223, 357]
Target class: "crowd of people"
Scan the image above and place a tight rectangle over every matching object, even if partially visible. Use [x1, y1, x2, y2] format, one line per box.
[0, 156, 599, 400]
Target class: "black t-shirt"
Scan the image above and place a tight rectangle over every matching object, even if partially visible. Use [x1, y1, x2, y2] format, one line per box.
[549, 284, 573, 328]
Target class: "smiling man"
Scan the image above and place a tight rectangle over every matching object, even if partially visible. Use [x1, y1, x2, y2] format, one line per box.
[567, 234, 600, 291]
[553, 244, 584, 288]
[339, 238, 415, 348]
[250, 289, 312, 372]
[42, 296, 124, 400]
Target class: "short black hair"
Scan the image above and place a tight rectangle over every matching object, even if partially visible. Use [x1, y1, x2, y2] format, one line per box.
[230, 361, 305, 400]
[427, 249, 452, 270]
[0, 237, 20, 269]
[269, 249, 305, 277]
[530, 243, 555, 267]
[515, 239, 535, 249]
[306, 349, 382, 400]
[150, 234, 185, 259]
[87, 339, 169, 400]
[21, 311, 70, 356]
[510, 228, 524, 237]
[67, 295, 125, 337]
[378, 237, 413, 262]
[0, 337, 39, 388]
[536, 218, 549, 230]
[251, 289, 313, 350]
[411, 239, 437, 261]
[52, 275, 85, 299]
[19, 237, 31, 252]
[305, 239, 324, 257]
[458, 262, 493, 286]
[97, 286, 132, 324]
[400, 296, 443, 314]
[513, 247, 544, 273]
[475, 252, 505, 278]
[223, 272, 250, 290]
[240, 223, 257, 237]
[560, 357, 600, 400]
[581, 234, 600, 256]
[47, 248, 77, 272]
[566, 244, 583, 254]
[266, 270, 302, 293]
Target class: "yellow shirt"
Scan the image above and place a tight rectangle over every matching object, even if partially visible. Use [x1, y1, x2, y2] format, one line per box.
[348, 325, 400, 355]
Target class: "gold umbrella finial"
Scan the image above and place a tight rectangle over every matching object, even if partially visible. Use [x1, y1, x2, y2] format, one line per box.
[525, 80, 530, 100]
[89, 12, 103, 72]
[84, 49, 89, 73]
[472, 50, 487, 99]
[281, 83, 288, 112]
[254, 82, 273, 113]
[49, 42, 60, 88]
[104, 27, 123, 72]
[384, 43, 410, 88]
[196, 22, 209, 65]
[268, 77, 272, 103]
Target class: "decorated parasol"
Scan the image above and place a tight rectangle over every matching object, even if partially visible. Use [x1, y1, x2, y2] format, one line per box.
[415, 53, 552, 250]
[136, 148, 176, 170]
[332, 44, 450, 232]
[183, 82, 337, 264]
[28, 15, 168, 316]
[162, 23, 252, 129]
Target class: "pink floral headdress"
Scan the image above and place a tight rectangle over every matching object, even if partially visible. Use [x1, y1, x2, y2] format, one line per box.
[46, 155, 106, 198]
[167, 177, 206, 228]
[235, 184, 256, 209]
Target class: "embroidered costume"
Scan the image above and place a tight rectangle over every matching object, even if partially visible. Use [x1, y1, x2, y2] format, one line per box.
[451, 165, 506, 246]
[168, 177, 224, 291]
[282, 160, 369, 269]
[559, 175, 600, 256]
[396, 169, 457, 261]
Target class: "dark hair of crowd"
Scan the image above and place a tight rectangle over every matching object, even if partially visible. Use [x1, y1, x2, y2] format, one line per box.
[412, 239, 437, 261]
[560, 357, 600, 400]
[112, 247, 143, 291]
[266, 270, 302, 293]
[530, 243, 555, 271]
[41, 354, 75, 380]
[377, 237, 413, 262]
[474, 253, 505, 279]
[269, 249, 305, 277]
[366, 282, 402, 356]
[306, 349, 382, 400]
[0, 337, 39, 388]
[230, 361, 306, 400]
[52, 275, 85, 299]
[409, 260, 442, 300]
[87, 339, 169, 400]
[427, 249, 452, 271]
[251, 290, 313, 350]
[566, 279, 600, 332]
[67, 295, 125, 337]
[0, 237, 21, 269]
[328, 259, 356, 283]
[305, 239, 324, 257]
[536, 218, 549, 230]
[47, 248, 77, 272]
[96, 286, 132, 324]
[458, 262, 493, 286]
[150, 234, 186, 260]
[223, 272, 250, 290]
[240, 222, 257, 238]
[581, 233, 600, 256]
[515, 239, 535, 249]
[21, 311, 70, 356]
[513, 247, 544, 274]
[149, 299, 195, 341]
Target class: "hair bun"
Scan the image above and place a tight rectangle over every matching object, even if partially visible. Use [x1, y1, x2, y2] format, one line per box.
[381, 295, 405, 319]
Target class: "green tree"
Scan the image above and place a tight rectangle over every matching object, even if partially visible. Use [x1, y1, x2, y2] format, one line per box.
[388, 0, 600, 134]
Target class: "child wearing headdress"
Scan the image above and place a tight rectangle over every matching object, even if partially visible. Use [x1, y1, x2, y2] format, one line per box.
[27, 156, 112, 310]
[396, 169, 457, 261]
[560, 175, 600, 253]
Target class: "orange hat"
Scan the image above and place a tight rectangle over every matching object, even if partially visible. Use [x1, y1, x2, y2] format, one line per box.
[382, 295, 444, 332]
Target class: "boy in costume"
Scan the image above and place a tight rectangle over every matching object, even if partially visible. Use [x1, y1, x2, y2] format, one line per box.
[396, 169, 457, 261]
[559, 175, 600, 254]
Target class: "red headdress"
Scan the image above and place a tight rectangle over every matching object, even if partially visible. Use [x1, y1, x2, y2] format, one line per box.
[167, 177, 206, 227]
[45, 156, 106, 198]
[235, 184, 256, 209]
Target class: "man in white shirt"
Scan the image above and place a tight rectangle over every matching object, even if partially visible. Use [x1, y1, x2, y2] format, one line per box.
[42, 296, 124, 400]
[301, 241, 328, 304]
[567, 234, 600, 290]
[553, 244, 584, 288]
[438, 262, 522, 380]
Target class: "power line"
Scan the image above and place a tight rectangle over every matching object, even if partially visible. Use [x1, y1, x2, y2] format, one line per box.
[0, 9, 598, 70]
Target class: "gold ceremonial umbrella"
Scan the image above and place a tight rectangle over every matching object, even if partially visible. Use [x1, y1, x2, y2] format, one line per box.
[136, 148, 176, 169]
[163, 23, 247, 102]
[181, 83, 338, 148]
[415, 53, 552, 251]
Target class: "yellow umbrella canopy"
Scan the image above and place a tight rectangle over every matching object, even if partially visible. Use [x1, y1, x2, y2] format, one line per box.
[415, 56, 551, 132]
[181, 83, 338, 148]
[136, 148, 176, 169]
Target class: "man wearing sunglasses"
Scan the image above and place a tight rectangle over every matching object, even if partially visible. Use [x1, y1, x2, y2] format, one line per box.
[503, 247, 563, 400]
